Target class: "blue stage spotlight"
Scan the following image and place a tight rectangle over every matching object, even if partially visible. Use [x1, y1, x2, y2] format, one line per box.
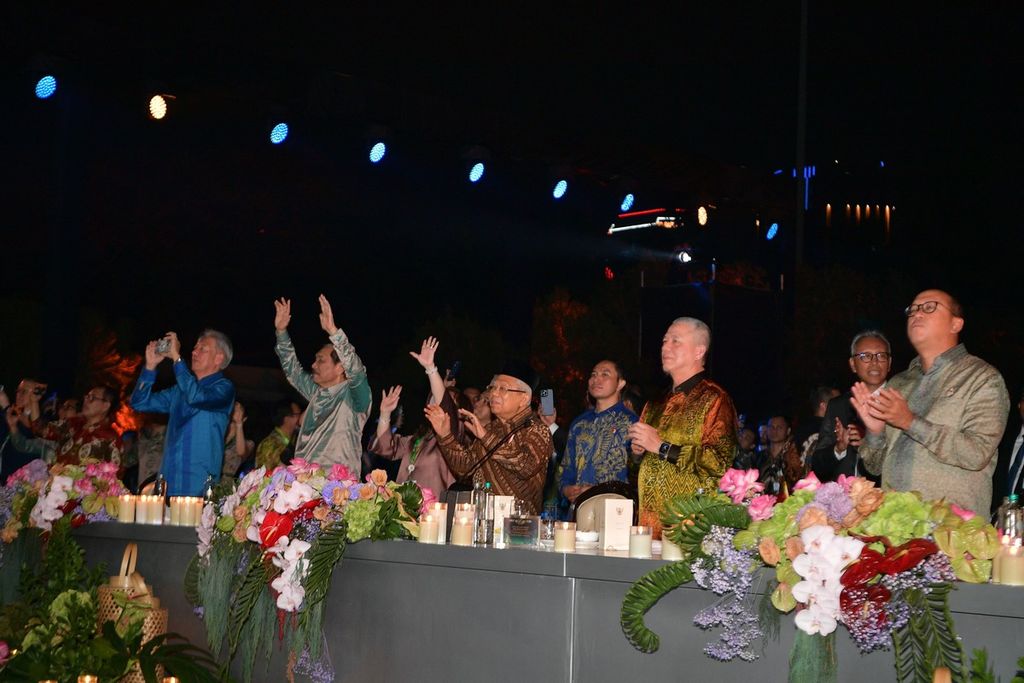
[35, 75, 57, 99]
[269, 123, 289, 144]
[766, 222, 779, 240]
[552, 179, 568, 199]
[369, 142, 387, 163]
[620, 193, 635, 212]
[468, 162, 485, 183]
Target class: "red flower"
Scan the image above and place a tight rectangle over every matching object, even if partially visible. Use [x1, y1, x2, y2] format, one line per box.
[70, 514, 87, 528]
[259, 510, 294, 549]
[841, 548, 884, 587]
[292, 499, 322, 523]
[876, 539, 938, 575]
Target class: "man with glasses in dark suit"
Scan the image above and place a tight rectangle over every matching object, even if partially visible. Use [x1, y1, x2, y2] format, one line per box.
[811, 330, 892, 483]
[853, 289, 1009, 516]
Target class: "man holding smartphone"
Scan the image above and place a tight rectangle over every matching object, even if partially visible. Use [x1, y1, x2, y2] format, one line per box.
[130, 329, 235, 496]
[0, 379, 49, 480]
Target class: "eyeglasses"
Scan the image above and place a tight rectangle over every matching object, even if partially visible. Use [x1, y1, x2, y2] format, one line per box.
[904, 300, 951, 317]
[851, 352, 891, 363]
[83, 394, 110, 403]
[485, 384, 528, 396]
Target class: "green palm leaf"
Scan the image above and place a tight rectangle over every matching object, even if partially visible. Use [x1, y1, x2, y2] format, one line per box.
[620, 561, 694, 653]
[660, 494, 750, 559]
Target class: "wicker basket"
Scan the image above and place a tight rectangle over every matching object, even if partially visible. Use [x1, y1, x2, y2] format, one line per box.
[96, 542, 168, 682]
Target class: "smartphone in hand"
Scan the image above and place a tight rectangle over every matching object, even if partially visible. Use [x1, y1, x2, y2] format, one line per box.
[540, 388, 555, 416]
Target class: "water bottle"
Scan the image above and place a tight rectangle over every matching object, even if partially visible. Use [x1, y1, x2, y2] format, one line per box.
[203, 474, 216, 504]
[474, 482, 494, 545]
[998, 494, 1021, 541]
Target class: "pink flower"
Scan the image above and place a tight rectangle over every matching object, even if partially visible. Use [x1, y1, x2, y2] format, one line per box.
[949, 503, 976, 521]
[747, 494, 778, 521]
[74, 477, 95, 495]
[794, 471, 822, 492]
[836, 474, 857, 493]
[419, 486, 438, 515]
[718, 468, 763, 504]
[286, 458, 320, 477]
[328, 464, 355, 482]
[0, 639, 9, 664]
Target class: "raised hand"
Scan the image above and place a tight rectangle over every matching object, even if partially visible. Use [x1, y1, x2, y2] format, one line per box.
[274, 298, 292, 331]
[834, 417, 850, 453]
[869, 387, 914, 431]
[380, 385, 402, 416]
[318, 294, 338, 336]
[424, 403, 450, 437]
[164, 331, 181, 360]
[409, 336, 439, 369]
[457, 408, 487, 440]
[144, 341, 163, 370]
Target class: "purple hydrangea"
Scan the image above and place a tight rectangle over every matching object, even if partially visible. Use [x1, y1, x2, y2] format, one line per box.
[813, 482, 854, 521]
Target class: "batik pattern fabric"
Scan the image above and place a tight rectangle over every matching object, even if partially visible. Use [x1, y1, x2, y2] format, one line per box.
[255, 428, 291, 472]
[437, 406, 552, 514]
[560, 402, 637, 491]
[637, 378, 737, 536]
[11, 416, 123, 466]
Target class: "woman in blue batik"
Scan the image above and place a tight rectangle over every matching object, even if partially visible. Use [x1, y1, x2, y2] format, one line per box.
[559, 360, 638, 506]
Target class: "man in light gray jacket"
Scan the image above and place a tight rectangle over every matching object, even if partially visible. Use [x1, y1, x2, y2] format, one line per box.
[852, 289, 1009, 516]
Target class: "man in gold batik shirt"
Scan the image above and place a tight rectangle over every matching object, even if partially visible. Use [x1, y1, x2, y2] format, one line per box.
[628, 318, 737, 537]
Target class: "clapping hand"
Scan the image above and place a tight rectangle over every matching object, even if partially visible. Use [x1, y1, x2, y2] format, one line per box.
[274, 298, 291, 331]
[318, 294, 338, 336]
[380, 385, 402, 417]
[457, 408, 487, 440]
[833, 417, 863, 453]
[409, 336, 439, 370]
[850, 382, 887, 435]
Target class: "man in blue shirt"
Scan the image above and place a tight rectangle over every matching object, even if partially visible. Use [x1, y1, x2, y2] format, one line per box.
[560, 360, 638, 506]
[130, 329, 235, 495]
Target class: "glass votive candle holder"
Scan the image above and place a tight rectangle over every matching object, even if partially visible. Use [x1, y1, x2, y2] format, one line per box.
[430, 502, 448, 543]
[78, 676, 99, 683]
[628, 525, 653, 559]
[451, 515, 474, 546]
[418, 514, 439, 544]
[553, 521, 576, 552]
[116, 494, 136, 523]
[661, 537, 684, 561]
[163, 676, 181, 683]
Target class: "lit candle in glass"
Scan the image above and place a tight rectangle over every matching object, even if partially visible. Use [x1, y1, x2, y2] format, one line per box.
[430, 502, 448, 544]
[78, 676, 99, 683]
[661, 537, 684, 561]
[1000, 543, 1024, 586]
[116, 494, 136, 523]
[554, 521, 576, 552]
[193, 498, 204, 527]
[163, 677, 181, 683]
[169, 497, 181, 525]
[418, 514, 439, 543]
[628, 525, 653, 559]
[451, 515, 474, 546]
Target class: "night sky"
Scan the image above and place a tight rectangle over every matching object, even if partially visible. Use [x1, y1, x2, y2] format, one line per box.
[2, 3, 1022, 415]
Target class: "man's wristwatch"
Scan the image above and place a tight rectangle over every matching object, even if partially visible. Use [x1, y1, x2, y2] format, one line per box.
[658, 440, 678, 463]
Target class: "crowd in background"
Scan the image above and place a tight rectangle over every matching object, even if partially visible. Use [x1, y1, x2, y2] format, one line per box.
[2, 289, 1022, 527]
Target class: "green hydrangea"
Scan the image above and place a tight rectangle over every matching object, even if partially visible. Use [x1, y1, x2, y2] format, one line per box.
[344, 499, 380, 542]
[853, 491, 932, 545]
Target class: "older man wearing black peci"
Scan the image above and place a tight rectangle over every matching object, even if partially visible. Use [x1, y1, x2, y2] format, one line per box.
[810, 330, 893, 483]
[426, 362, 552, 514]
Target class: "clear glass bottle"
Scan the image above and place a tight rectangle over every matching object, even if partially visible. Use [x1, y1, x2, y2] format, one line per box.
[475, 482, 494, 545]
[203, 474, 216, 504]
[999, 494, 1021, 541]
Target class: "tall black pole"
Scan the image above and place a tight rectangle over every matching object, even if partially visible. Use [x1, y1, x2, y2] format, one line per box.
[795, 0, 808, 268]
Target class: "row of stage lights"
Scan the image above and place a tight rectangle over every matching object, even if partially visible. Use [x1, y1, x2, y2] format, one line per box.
[33, 75, 640, 209]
